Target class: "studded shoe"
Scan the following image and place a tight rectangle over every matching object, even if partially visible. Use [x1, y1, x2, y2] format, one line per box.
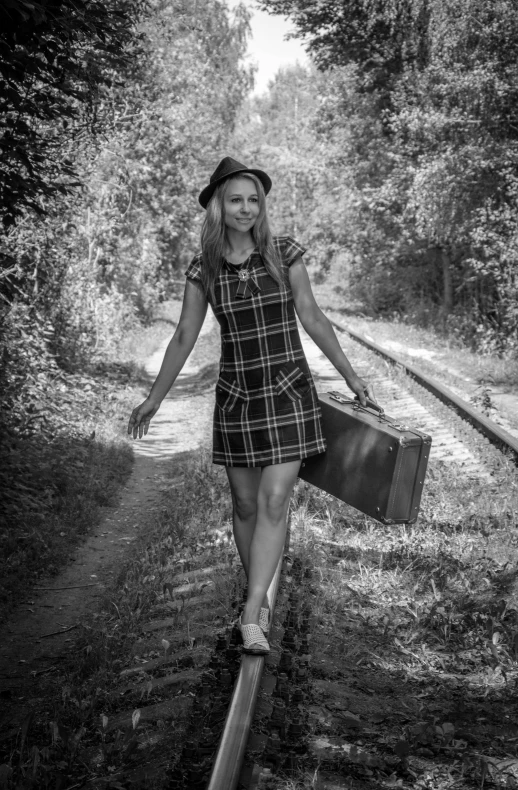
[238, 616, 270, 655]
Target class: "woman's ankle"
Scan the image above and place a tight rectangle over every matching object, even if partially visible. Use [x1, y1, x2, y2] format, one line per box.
[242, 601, 261, 625]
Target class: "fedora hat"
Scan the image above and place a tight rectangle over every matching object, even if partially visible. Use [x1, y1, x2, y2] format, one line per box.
[198, 156, 272, 209]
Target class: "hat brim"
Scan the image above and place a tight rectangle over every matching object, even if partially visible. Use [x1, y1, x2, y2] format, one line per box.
[198, 168, 272, 209]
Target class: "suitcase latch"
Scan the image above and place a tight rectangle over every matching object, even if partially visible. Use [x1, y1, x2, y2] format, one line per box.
[329, 391, 354, 405]
[388, 422, 410, 432]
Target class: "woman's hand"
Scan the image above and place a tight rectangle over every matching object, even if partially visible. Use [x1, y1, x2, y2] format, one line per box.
[127, 398, 160, 439]
[345, 374, 378, 408]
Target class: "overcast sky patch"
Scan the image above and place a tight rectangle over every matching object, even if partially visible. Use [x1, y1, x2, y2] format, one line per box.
[226, 0, 308, 94]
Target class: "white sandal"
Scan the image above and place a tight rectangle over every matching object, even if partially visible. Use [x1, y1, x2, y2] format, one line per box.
[259, 606, 270, 634]
[239, 617, 270, 655]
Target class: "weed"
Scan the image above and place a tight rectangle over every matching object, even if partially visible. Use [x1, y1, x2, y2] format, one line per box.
[284, 445, 518, 789]
[470, 384, 496, 417]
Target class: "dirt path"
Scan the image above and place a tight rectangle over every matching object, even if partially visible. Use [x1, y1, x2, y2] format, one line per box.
[0, 310, 219, 733]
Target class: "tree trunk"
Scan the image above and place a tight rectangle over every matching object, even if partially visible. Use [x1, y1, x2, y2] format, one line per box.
[291, 95, 298, 236]
[442, 246, 453, 315]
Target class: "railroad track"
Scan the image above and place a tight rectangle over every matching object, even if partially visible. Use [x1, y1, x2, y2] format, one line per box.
[188, 318, 518, 789]
[85, 317, 518, 790]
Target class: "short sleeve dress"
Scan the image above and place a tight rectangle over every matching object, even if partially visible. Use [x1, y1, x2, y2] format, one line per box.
[184, 235, 326, 467]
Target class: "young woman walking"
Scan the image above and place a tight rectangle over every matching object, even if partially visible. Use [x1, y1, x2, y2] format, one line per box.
[128, 156, 375, 655]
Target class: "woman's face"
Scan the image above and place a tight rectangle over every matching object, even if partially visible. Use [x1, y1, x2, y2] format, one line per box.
[223, 177, 260, 234]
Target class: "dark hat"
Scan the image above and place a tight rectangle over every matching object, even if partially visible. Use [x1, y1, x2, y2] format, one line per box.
[198, 156, 272, 209]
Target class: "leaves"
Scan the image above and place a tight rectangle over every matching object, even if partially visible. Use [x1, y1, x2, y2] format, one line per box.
[394, 739, 410, 760]
[0, 0, 254, 620]
[0, 0, 143, 227]
[259, 0, 518, 352]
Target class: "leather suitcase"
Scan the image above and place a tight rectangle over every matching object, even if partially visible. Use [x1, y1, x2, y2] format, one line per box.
[299, 391, 432, 524]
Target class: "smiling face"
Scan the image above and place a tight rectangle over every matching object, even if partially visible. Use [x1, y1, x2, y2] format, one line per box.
[223, 176, 261, 234]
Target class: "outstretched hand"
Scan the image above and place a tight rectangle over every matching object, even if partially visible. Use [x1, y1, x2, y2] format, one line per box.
[127, 398, 160, 439]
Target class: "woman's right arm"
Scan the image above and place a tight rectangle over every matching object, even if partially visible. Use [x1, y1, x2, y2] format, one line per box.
[128, 280, 208, 438]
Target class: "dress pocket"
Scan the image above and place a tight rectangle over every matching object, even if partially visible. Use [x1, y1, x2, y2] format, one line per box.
[274, 361, 310, 403]
[215, 377, 244, 414]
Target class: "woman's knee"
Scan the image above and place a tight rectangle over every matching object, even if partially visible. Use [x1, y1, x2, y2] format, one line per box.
[232, 492, 257, 522]
[258, 489, 289, 522]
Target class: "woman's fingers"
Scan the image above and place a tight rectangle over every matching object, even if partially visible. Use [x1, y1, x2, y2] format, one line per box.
[364, 382, 378, 405]
[128, 407, 150, 439]
[127, 411, 137, 437]
[353, 378, 368, 406]
[355, 378, 378, 407]
[128, 409, 140, 438]
[128, 401, 159, 439]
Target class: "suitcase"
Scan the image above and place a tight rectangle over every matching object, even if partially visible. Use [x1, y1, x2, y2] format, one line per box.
[299, 391, 432, 524]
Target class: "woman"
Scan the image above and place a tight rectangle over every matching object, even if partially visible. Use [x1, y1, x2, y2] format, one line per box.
[128, 156, 375, 655]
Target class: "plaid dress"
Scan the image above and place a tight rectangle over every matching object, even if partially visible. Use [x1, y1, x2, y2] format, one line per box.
[185, 236, 326, 467]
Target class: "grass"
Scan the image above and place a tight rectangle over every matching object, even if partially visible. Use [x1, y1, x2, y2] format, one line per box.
[0, 315, 177, 621]
[280, 445, 518, 789]
[1, 448, 237, 789]
[4, 431, 517, 789]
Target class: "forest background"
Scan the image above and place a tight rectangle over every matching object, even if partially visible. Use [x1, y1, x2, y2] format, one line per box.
[1, 0, 518, 603]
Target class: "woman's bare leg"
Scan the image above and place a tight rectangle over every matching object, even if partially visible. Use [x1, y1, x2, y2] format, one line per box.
[241, 460, 301, 627]
[225, 466, 261, 576]
[226, 466, 268, 609]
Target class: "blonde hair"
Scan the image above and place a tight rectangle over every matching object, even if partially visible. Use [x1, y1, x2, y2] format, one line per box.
[200, 173, 284, 300]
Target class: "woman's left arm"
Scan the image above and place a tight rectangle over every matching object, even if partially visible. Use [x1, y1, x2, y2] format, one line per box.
[289, 259, 376, 407]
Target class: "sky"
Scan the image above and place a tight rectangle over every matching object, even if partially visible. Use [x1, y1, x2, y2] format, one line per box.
[226, 0, 308, 94]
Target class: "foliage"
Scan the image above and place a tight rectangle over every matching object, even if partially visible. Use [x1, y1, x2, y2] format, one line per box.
[0, 0, 142, 227]
[284, 433, 518, 786]
[259, 0, 518, 353]
[0, 298, 151, 616]
[257, 0, 425, 82]
[0, 1, 253, 610]
[0, 0, 253, 434]
[233, 64, 321, 242]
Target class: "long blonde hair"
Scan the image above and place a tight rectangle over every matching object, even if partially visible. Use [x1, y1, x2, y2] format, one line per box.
[200, 173, 284, 300]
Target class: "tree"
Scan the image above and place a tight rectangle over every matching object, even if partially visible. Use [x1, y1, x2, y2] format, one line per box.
[0, 0, 142, 228]
[258, 0, 518, 350]
[1, 0, 255, 368]
[234, 64, 321, 241]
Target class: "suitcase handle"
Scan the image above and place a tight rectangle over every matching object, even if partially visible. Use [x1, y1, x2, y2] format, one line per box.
[328, 390, 385, 416]
[353, 395, 385, 415]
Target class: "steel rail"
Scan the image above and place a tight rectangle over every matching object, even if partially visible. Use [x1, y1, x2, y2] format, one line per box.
[206, 318, 518, 789]
[328, 318, 518, 460]
[206, 550, 285, 790]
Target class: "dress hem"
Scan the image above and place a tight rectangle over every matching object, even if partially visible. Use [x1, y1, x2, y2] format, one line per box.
[212, 445, 326, 468]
